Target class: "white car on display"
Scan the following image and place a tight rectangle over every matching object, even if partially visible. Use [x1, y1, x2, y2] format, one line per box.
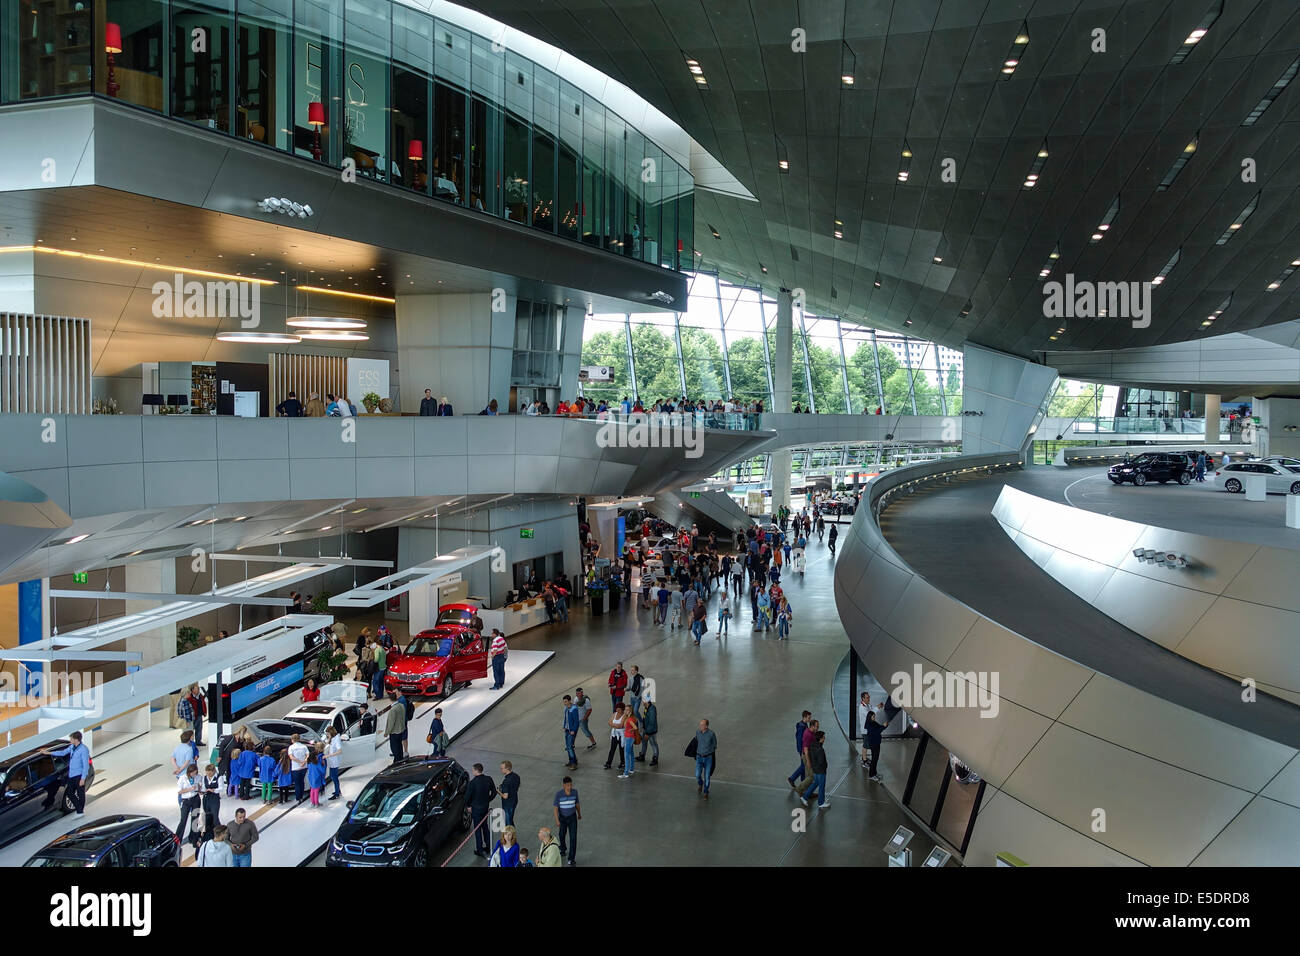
[1260, 455, 1300, 469]
[1214, 461, 1300, 495]
[280, 682, 378, 768]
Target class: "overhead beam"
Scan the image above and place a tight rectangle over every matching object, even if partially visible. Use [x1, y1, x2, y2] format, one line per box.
[209, 553, 394, 569]
[0, 649, 143, 662]
[329, 546, 501, 609]
[50, 589, 293, 606]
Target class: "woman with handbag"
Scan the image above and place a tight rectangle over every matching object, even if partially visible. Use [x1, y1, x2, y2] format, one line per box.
[603, 704, 626, 770]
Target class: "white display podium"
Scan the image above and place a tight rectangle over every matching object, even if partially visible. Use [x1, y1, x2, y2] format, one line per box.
[479, 600, 551, 637]
[1243, 474, 1267, 501]
[1287, 493, 1300, 530]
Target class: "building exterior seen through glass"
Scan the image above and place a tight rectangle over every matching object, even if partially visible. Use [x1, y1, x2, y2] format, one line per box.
[0, 0, 693, 269]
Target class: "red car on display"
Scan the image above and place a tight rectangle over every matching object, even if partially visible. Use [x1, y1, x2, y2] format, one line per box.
[434, 601, 485, 632]
[385, 628, 488, 699]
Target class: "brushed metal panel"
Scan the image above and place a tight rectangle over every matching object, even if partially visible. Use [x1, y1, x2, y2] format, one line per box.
[143, 459, 219, 509]
[141, 416, 218, 462]
[514, 455, 559, 495]
[67, 463, 145, 516]
[468, 454, 520, 494]
[1260, 754, 1300, 809]
[962, 788, 1143, 867]
[1060, 674, 1295, 792]
[1090, 570, 1216, 651]
[851, 551, 915, 628]
[1177, 597, 1300, 693]
[1002, 722, 1252, 867]
[1221, 548, 1300, 614]
[1040, 548, 1116, 605]
[356, 457, 417, 499]
[1017, 501, 1143, 568]
[216, 418, 289, 460]
[1125, 527, 1260, 596]
[882, 574, 981, 664]
[1191, 797, 1300, 867]
[944, 617, 1092, 720]
[413, 455, 470, 495]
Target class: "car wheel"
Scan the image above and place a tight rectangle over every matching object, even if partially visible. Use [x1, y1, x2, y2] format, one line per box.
[1291, 481, 1300, 495]
[441, 676, 453, 698]
[461, 805, 473, 832]
[1179, 473, 1191, 485]
[162, 861, 179, 868]
[1133, 473, 1147, 486]
[412, 846, 429, 868]
[1225, 478, 1242, 494]
[1158, 479, 1167, 484]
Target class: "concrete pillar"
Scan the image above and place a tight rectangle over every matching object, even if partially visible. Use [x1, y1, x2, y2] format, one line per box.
[1203, 393, 1221, 442]
[770, 290, 794, 514]
[395, 292, 515, 417]
[125, 560, 177, 710]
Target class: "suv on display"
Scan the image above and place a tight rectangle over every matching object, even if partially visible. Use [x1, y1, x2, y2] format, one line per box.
[1107, 453, 1193, 486]
[24, 815, 179, 867]
[326, 757, 471, 867]
[0, 741, 95, 839]
[385, 628, 488, 699]
[1215, 461, 1300, 495]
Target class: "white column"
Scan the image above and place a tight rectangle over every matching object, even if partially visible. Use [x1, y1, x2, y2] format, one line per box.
[1203, 393, 1221, 443]
[125, 560, 177, 710]
[395, 292, 514, 415]
[771, 290, 793, 512]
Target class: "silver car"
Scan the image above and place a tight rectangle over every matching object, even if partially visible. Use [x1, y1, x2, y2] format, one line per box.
[1260, 455, 1300, 469]
[1215, 461, 1300, 495]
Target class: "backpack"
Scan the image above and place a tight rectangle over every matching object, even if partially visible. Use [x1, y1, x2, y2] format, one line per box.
[403, 696, 415, 722]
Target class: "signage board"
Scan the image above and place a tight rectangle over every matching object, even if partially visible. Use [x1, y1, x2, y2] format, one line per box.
[578, 365, 613, 382]
[520, 528, 535, 539]
[72, 572, 88, 584]
[231, 659, 304, 713]
[346, 358, 390, 410]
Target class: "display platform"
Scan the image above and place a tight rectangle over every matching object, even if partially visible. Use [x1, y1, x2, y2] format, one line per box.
[0, 650, 553, 868]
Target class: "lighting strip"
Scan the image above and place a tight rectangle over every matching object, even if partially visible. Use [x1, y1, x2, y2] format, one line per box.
[1214, 193, 1259, 245]
[0, 246, 278, 285]
[1171, 1, 1222, 65]
[294, 285, 396, 304]
[1089, 196, 1120, 243]
[1156, 136, 1198, 190]
[1265, 258, 1300, 292]
[1151, 248, 1180, 287]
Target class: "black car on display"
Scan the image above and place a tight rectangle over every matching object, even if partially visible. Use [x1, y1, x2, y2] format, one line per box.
[24, 815, 180, 867]
[326, 757, 471, 867]
[0, 741, 95, 840]
[1107, 452, 1193, 486]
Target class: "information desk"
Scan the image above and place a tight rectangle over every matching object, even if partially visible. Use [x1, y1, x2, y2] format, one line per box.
[479, 600, 551, 637]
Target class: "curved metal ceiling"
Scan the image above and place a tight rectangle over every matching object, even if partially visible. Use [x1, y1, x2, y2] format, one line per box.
[464, 0, 1300, 358]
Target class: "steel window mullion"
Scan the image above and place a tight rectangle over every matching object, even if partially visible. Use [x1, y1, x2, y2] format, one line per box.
[901, 335, 918, 415]
[797, 309, 814, 413]
[869, 330, 885, 413]
[761, 292, 774, 407]
[836, 317, 851, 412]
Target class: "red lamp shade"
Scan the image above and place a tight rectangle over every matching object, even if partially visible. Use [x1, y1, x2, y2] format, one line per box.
[407, 139, 424, 161]
[104, 22, 122, 54]
[677, 239, 684, 252]
[307, 101, 326, 127]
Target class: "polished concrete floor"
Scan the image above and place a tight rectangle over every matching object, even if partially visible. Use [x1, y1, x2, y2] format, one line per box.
[405, 529, 930, 867]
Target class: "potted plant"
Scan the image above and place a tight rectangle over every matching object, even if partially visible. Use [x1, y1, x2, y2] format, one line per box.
[310, 592, 332, 614]
[177, 625, 204, 655]
[315, 645, 349, 684]
[362, 392, 382, 414]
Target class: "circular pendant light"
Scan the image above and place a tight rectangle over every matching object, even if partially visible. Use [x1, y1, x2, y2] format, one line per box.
[296, 329, 370, 341]
[286, 316, 368, 330]
[216, 330, 302, 344]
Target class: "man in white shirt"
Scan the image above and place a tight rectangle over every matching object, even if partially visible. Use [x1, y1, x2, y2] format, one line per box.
[287, 734, 311, 803]
[489, 629, 508, 690]
[525, 401, 539, 416]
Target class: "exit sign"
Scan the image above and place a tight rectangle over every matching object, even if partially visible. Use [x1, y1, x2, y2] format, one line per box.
[690, 492, 701, 498]
[72, 572, 88, 584]
[520, 528, 534, 539]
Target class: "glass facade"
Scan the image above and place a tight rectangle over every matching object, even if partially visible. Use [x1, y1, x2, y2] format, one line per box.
[580, 272, 964, 415]
[0, 0, 693, 268]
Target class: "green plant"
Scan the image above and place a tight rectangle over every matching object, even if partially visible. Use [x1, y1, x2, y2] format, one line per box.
[315, 646, 349, 684]
[310, 592, 332, 614]
[362, 391, 382, 413]
[177, 625, 203, 655]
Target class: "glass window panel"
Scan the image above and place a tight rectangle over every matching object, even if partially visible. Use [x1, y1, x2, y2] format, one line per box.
[343, 0, 389, 182]
[629, 312, 680, 400]
[171, 0, 232, 131]
[657, 157, 677, 268]
[469, 34, 503, 214]
[503, 51, 530, 223]
[624, 126, 644, 258]
[101, 0, 164, 109]
[293, 0, 342, 163]
[641, 141, 661, 265]
[391, 5, 430, 194]
[235, 0, 290, 150]
[556, 80, 581, 241]
[431, 20, 467, 203]
[2, 0, 86, 100]
[431, 17, 467, 87]
[531, 65, 557, 233]
[805, 315, 846, 413]
[579, 314, 632, 403]
[604, 111, 625, 253]
[581, 94, 604, 248]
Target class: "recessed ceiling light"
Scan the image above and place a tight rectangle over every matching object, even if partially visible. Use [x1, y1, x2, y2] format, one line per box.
[1014, 32, 1029, 44]
[296, 330, 371, 341]
[1037, 148, 1049, 158]
[1049, 251, 1059, 259]
[216, 331, 303, 344]
[66, 534, 90, 545]
[1005, 59, 1019, 67]
[286, 316, 367, 329]
[834, 230, 843, 239]
[932, 256, 943, 263]
[1091, 232, 1103, 240]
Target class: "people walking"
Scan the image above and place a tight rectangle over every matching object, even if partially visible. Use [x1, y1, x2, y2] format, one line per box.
[562, 695, 581, 769]
[637, 698, 659, 766]
[776, 596, 793, 640]
[717, 588, 731, 637]
[498, 761, 521, 826]
[490, 824, 520, 867]
[828, 524, 838, 556]
[627, 665, 644, 718]
[619, 707, 638, 778]
[800, 731, 830, 809]
[865, 700, 886, 782]
[693, 719, 717, 798]
[428, 707, 449, 757]
[794, 719, 820, 798]
[553, 777, 581, 866]
[466, 763, 498, 857]
[489, 629, 508, 690]
[787, 711, 812, 788]
[537, 826, 563, 867]
[574, 688, 598, 750]
[1195, 452, 1207, 482]
[196, 826, 234, 867]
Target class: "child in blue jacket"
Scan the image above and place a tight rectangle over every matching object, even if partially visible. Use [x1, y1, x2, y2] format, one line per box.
[232, 747, 258, 800]
[276, 751, 294, 804]
[257, 746, 278, 804]
[306, 752, 327, 807]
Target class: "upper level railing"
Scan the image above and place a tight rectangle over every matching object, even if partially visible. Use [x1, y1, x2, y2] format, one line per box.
[0, 0, 693, 269]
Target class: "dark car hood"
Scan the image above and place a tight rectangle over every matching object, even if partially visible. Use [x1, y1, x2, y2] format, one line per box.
[336, 820, 415, 846]
[387, 655, 449, 676]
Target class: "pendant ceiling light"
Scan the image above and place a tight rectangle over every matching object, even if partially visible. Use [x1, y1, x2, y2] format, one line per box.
[216, 330, 302, 344]
[296, 329, 370, 342]
[286, 316, 368, 330]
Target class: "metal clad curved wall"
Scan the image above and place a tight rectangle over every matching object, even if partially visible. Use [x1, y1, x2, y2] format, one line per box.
[834, 456, 1300, 866]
